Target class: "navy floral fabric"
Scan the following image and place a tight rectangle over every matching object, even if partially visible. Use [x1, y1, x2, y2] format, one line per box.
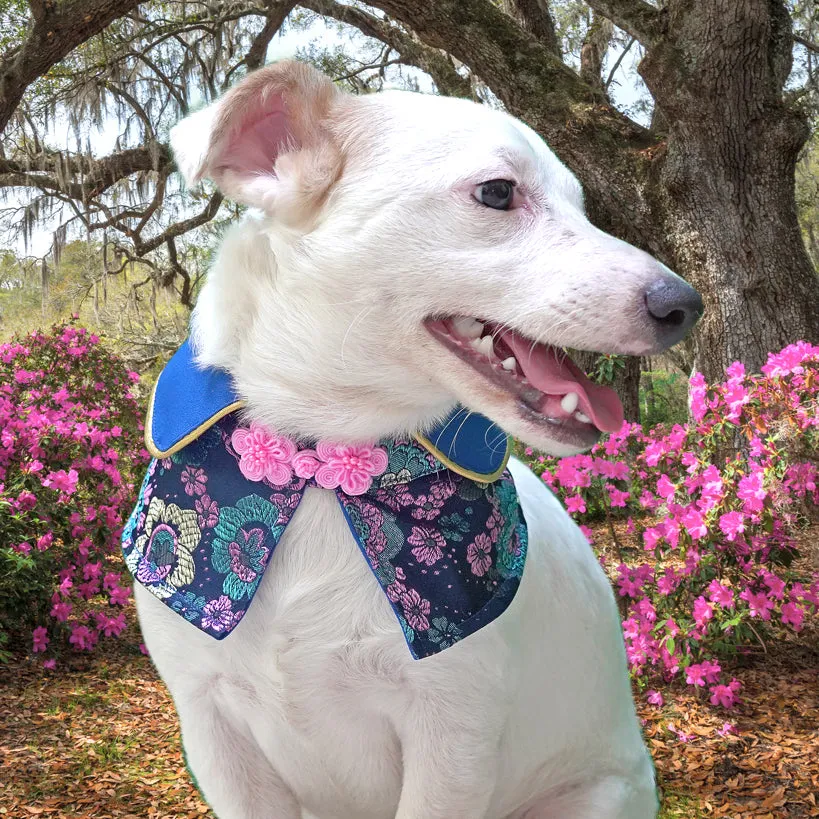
[123, 414, 528, 659]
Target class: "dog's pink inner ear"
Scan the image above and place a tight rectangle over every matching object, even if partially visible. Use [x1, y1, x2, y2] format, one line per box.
[212, 102, 294, 181]
[199, 62, 342, 218]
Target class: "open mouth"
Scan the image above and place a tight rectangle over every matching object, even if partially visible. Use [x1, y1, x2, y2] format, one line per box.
[425, 316, 625, 448]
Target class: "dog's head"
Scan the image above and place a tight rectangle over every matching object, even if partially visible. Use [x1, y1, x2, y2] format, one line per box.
[171, 61, 702, 455]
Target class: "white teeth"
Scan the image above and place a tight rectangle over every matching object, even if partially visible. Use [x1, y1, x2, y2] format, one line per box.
[453, 317, 484, 340]
[575, 411, 591, 424]
[470, 335, 494, 357]
[560, 392, 579, 414]
[500, 357, 517, 371]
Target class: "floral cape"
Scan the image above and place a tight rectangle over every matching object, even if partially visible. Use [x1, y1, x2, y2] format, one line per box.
[123, 412, 529, 659]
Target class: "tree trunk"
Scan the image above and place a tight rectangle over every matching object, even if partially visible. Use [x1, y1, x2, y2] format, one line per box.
[40, 259, 49, 319]
[642, 362, 656, 424]
[619, 356, 641, 423]
[640, 0, 819, 381]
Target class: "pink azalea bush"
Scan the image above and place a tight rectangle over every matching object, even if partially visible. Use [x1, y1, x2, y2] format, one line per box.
[0, 323, 148, 663]
[521, 342, 819, 709]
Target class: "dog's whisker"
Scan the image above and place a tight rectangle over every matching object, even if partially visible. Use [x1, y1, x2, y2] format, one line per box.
[339, 306, 375, 371]
[312, 297, 374, 307]
[429, 406, 471, 444]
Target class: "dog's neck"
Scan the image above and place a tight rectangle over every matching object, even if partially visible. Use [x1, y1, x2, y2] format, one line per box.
[189, 215, 456, 444]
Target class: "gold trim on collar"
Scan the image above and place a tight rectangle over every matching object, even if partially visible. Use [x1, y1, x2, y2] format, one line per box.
[143, 377, 245, 459]
[413, 433, 511, 483]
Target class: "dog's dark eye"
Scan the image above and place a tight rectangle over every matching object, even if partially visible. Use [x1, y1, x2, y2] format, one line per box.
[474, 179, 515, 210]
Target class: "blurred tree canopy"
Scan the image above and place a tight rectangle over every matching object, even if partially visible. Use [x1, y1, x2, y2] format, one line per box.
[1, 0, 818, 381]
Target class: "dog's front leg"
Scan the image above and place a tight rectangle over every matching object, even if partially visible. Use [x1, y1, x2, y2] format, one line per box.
[178, 698, 302, 819]
[392, 692, 502, 819]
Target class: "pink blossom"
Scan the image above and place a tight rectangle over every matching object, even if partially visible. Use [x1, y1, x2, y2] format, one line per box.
[69, 625, 96, 651]
[103, 572, 121, 592]
[725, 361, 745, 382]
[761, 341, 818, 377]
[661, 518, 681, 548]
[699, 659, 721, 682]
[41, 467, 79, 494]
[43, 659, 57, 670]
[681, 506, 707, 540]
[762, 571, 786, 600]
[646, 690, 664, 707]
[707, 580, 734, 609]
[740, 588, 775, 620]
[50, 601, 72, 621]
[639, 490, 659, 510]
[108, 585, 131, 606]
[685, 663, 708, 687]
[565, 494, 586, 514]
[717, 722, 737, 737]
[656, 474, 676, 500]
[781, 601, 805, 631]
[636, 598, 656, 623]
[737, 470, 766, 514]
[643, 440, 668, 467]
[96, 612, 127, 637]
[657, 568, 680, 596]
[642, 526, 662, 551]
[554, 459, 591, 489]
[718, 510, 745, 541]
[670, 726, 695, 743]
[607, 486, 630, 507]
[693, 596, 714, 627]
[32, 627, 49, 653]
[36, 532, 53, 551]
[723, 381, 750, 420]
[709, 679, 742, 709]
[689, 372, 708, 420]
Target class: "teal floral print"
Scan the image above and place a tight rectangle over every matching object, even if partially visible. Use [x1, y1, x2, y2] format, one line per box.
[211, 494, 283, 599]
[439, 512, 471, 542]
[427, 616, 463, 649]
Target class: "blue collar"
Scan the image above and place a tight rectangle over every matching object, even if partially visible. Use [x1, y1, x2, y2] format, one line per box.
[146, 340, 510, 482]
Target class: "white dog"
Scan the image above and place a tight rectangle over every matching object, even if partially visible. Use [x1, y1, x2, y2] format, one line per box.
[130, 61, 702, 819]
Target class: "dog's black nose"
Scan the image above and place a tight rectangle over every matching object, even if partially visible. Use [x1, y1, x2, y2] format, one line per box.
[644, 278, 704, 347]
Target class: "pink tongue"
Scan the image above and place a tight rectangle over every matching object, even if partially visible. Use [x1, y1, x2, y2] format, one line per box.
[501, 331, 624, 433]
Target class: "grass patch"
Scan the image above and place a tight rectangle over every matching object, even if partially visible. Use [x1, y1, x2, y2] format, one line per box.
[660, 791, 707, 818]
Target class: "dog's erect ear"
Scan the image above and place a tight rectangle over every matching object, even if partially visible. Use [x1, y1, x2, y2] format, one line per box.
[170, 61, 343, 225]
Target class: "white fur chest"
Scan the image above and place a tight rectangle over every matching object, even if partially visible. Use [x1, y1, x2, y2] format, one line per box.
[135, 461, 656, 818]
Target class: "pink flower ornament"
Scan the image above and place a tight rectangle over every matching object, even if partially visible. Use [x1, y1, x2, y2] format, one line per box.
[231, 422, 297, 486]
[293, 442, 388, 496]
